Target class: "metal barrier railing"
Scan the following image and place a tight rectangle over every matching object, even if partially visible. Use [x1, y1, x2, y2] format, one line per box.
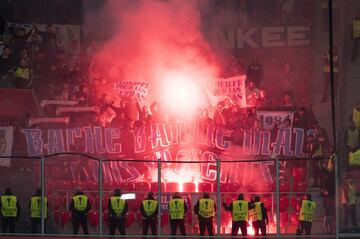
[0, 153, 342, 238]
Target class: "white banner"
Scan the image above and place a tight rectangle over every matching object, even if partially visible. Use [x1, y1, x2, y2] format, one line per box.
[0, 127, 14, 167]
[28, 117, 70, 127]
[56, 106, 99, 116]
[40, 100, 77, 109]
[113, 81, 149, 100]
[206, 75, 247, 108]
[256, 111, 295, 130]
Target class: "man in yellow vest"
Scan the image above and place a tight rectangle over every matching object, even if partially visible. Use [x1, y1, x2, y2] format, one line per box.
[168, 192, 188, 237]
[194, 192, 216, 237]
[342, 178, 357, 231]
[352, 102, 360, 128]
[0, 188, 20, 233]
[140, 192, 158, 237]
[108, 188, 128, 235]
[250, 195, 268, 237]
[29, 188, 47, 233]
[345, 123, 360, 151]
[296, 194, 316, 235]
[69, 189, 91, 235]
[352, 10, 360, 61]
[222, 193, 249, 237]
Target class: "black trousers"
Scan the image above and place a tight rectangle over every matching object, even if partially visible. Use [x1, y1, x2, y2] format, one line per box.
[344, 204, 357, 228]
[109, 217, 126, 235]
[30, 218, 47, 233]
[296, 221, 312, 235]
[199, 217, 213, 236]
[252, 220, 266, 236]
[1, 217, 16, 233]
[72, 216, 89, 235]
[170, 219, 186, 236]
[142, 218, 157, 236]
[232, 220, 247, 236]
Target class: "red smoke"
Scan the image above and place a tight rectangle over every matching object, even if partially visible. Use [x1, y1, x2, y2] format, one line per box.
[86, 0, 219, 111]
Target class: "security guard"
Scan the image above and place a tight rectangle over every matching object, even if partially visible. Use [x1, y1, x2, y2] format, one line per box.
[250, 195, 268, 237]
[223, 193, 249, 237]
[296, 194, 316, 235]
[108, 188, 128, 235]
[69, 189, 91, 235]
[168, 192, 188, 237]
[0, 188, 20, 233]
[29, 188, 47, 233]
[352, 10, 360, 61]
[342, 178, 357, 231]
[140, 192, 158, 236]
[194, 192, 216, 237]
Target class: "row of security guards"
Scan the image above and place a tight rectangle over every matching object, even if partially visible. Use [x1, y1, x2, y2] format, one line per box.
[0, 188, 317, 236]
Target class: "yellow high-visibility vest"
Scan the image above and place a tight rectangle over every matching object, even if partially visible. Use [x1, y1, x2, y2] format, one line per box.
[232, 200, 248, 222]
[346, 129, 360, 146]
[14, 67, 30, 79]
[30, 196, 48, 218]
[142, 199, 158, 217]
[252, 202, 263, 221]
[169, 198, 185, 220]
[349, 149, 360, 167]
[298, 200, 316, 222]
[110, 196, 125, 216]
[1, 195, 17, 217]
[353, 107, 360, 128]
[313, 143, 323, 157]
[353, 19, 360, 38]
[199, 198, 215, 218]
[73, 195, 88, 212]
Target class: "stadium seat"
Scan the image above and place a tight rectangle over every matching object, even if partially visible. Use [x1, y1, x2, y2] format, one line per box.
[55, 180, 72, 191]
[280, 211, 288, 227]
[46, 180, 56, 193]
[103, 210, 109, 225]
[53, 209, 61, 224]
[128, 199, 141, 212]
[264, 182, 275, 192]
[198, 182, 212, 192]
[151, 182, 165, 192]
[88, 210, 99, 227]
[166, 182, 180, 192]
[293, 181, 308, 192]
[279, 181, 290, 192]
[50, 166, 63, 179]
[292, 167, 307, 181]
[73, 181, 87, 190]
[262, 197, 272, 209]
[53, 195, 65, 209]
[278, 196, 289, 211]
[290, 196, 302, 210]
[126, 212, 135, 227]
[183, 182, 196, 192]
[135, 182, 150, 192]
[161, 213, 169, 227]
[220, 183, 229, 192]
[290, 212, 299, 225]
[104, 182, 116, 191]
[227, 183, 241, 192]
[95, 195, 108, 211]
[60, 211, 71, 226]
[120, 182, 135, 192]
[87, 181, 98, 190]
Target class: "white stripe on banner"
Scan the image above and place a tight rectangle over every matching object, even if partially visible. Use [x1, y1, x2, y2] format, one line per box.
[0, 127, 14, 167]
